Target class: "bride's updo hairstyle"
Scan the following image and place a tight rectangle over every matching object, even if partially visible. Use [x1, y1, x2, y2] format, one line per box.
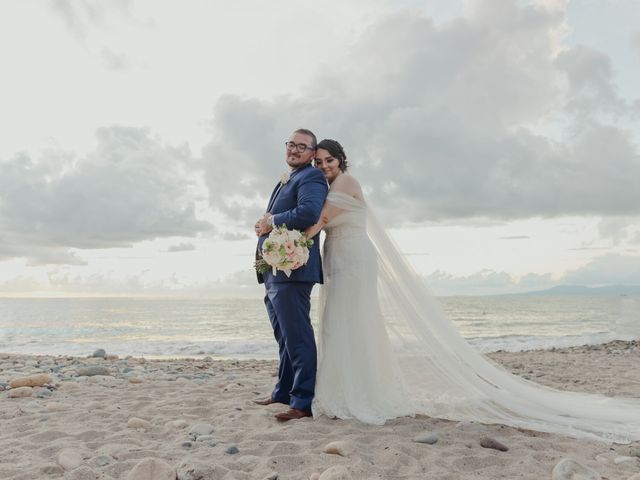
[317, 139, 349, 172]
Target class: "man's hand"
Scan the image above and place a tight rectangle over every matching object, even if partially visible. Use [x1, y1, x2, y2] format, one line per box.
[254, 213, 273, 237]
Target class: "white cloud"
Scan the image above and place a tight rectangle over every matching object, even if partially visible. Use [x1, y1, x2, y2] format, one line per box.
[421, 269, 557, 296]
[423, 252, 640, 295]
[425, 269, 517, 295]
[202, 1, 640, 227]
[0, 126, 210, 264]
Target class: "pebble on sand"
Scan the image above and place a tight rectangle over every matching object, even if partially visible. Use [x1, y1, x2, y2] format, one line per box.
[126, 458, 176, 480]
[551, 458, 601, 480]
[92, 348, 107, 358]
[129, 377, 144, 384]
[479, 436, 509, 452]
[189, 422, 214, 439]
[57, 448, 83, 470]
[413, 431, 439, 444]
[323, 441, 354, 457]
[8, 386, 33, 398]
[225, 446, 239, 454]
[9, 373, 52, 388]
[77, 366, 111, 377]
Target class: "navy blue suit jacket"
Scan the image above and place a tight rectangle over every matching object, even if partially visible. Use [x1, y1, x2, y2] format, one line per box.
[257, 164, 328, 284]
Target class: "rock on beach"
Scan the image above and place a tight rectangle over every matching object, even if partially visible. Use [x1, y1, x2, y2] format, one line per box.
[57, 448, 83, 470]
[413, 431, 439, 444]
[9, 373, 52, 388]
[8, 386, 33, 398]
[323, 441, 353, 457]
[479, 436, 509, 452]
[77, 366, 111, 377]
[189, 422, 214, 439]
[92, 349, 106, 358]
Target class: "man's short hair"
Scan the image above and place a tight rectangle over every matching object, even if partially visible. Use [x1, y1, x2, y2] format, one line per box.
[294, 128, 317, 149]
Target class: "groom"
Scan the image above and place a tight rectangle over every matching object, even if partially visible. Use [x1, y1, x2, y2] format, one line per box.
[254, 128, 328, 421]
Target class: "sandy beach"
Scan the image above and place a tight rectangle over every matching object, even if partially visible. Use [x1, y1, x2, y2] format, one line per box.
[1, 340, 639, 480]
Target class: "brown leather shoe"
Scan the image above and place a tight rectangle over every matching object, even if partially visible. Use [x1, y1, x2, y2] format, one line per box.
[274, 408, 312, 422]
[253, 397, 285, 406]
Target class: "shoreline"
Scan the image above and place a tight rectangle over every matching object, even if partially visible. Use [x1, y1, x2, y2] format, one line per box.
[1, 340, 639, 479]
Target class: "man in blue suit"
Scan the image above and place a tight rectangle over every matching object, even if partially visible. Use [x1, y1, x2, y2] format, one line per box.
[254, 128, 328, 421]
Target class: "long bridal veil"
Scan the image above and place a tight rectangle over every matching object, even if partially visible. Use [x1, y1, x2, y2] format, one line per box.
[327, 192, 640, 443]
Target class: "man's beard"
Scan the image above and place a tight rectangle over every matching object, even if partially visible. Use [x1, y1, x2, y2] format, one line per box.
[287, 156, 310, 168]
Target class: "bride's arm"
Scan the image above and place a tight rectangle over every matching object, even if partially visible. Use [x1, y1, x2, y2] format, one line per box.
[304, 202, 342, 238]
[304, 174, 362, 238]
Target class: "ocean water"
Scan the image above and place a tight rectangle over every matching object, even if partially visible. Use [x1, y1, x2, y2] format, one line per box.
[0, 295, 638, 359]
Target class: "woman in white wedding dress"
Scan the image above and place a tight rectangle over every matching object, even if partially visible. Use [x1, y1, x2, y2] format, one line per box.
[305, 139, 640, 443]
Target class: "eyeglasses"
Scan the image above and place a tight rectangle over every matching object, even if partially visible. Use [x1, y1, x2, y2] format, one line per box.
[285, 141, 315, 153]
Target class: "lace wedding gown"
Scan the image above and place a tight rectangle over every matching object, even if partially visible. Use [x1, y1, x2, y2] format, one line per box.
[312, 191, 640, 443]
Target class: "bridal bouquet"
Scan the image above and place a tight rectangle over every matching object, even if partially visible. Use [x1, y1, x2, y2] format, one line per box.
[255, 225, 313, 277]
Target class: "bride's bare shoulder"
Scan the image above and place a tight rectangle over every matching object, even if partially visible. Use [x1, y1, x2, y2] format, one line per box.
[330, 173, 364, 200]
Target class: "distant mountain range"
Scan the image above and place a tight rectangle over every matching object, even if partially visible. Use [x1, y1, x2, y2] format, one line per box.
[514, 285, 640, 296]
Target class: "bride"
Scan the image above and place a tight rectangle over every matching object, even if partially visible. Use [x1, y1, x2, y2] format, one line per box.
[305, 139, 640, 443]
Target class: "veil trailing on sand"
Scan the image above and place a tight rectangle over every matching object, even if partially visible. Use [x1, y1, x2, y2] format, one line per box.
[327, 192, 640, 444]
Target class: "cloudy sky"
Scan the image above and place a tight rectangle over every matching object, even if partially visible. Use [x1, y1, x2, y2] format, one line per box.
[0, 0, 639, 296]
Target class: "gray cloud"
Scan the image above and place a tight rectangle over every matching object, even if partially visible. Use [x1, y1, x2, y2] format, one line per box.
[100, 47, 134, 72]
[202, 95, 309, 225]
[167, 243, 196, 253]
[221, 231, 252, 241]
[597, 216, 640, 246]
[632, 31, 640, 57]
[0, 126, 210, 264]
[554, 45, 625, 118]
[50, 0, 144, 71]
[50, 0, 139, 39]
[202, 1, 640, 227]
